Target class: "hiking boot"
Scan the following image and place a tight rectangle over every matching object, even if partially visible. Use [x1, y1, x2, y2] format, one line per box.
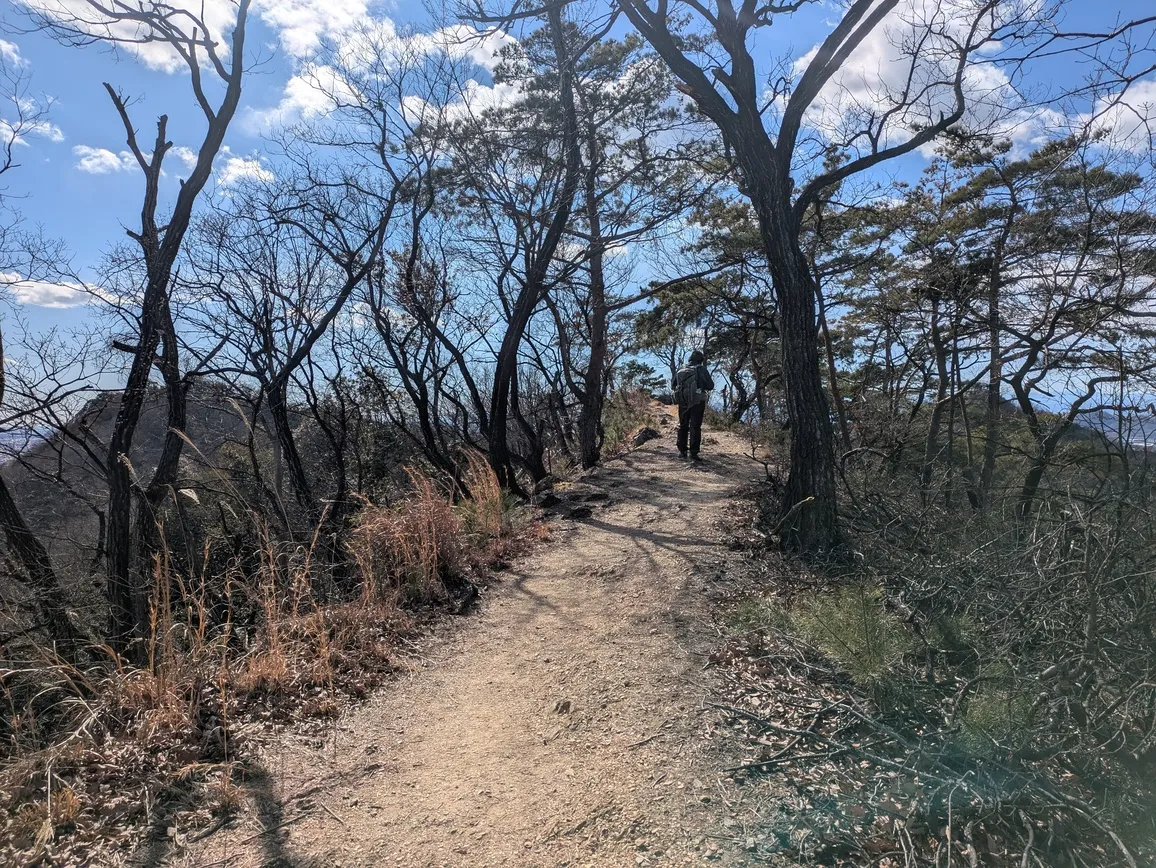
[678, 451, 688, 460]
[690, 454, 702, 464]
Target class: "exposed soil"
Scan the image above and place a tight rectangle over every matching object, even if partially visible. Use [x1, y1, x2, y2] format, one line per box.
[176, 418, 769, 868]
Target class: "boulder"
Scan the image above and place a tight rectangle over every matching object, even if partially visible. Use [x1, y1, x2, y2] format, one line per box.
[632, 426, 662, 448]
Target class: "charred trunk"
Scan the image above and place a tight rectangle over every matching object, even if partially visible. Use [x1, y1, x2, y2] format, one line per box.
[576, 132, 609, 470]
[268, 380, 319, 525]
[487, 5, 581, 491]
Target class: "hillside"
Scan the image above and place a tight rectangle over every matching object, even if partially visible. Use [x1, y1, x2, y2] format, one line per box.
[1, 387, 256, 616]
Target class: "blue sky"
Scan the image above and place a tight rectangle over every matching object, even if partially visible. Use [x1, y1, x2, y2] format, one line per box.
[0, 2, 436, 312]
[1, 0, 1153, 337]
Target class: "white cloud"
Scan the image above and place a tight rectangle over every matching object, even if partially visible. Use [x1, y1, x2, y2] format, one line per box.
[13, 0, 513, 93]
[17, 0, 374, 72]
[217, 154, 274, 187]
[794, 0, 1027, 155]
[0, 271, 93, 308]
[447, 78, 521, 120]
[171, 145, 199, 170]
[0, 43, 64, 146]
[0, 39, 24, 66]
[1086, 78, 1156, 154]
[73, 143, 210, 175]
[247, 17, 518, 134]
[401, 78, 521, 128]
[412, 25, 514, 73]
[72, 144, 137, 174]
[246, 63, 358, 131]
[15, 0, 239, 74]
[1, 116, 64, 148]
[33, 119, 64, 143]
[461, 28, 514, 73]
[254, 0, 373, 60]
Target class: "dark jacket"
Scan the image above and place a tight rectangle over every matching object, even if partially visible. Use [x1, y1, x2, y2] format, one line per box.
[671, 364, 715, 393]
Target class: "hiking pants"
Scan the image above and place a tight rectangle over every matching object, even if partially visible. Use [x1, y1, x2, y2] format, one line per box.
[677, 401, 706, 456]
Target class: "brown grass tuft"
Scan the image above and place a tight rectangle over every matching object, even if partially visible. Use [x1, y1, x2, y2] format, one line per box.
[349, 467, 465, 604]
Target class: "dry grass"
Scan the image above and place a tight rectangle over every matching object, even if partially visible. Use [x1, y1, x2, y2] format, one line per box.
[349, 467, 466, 605]
[1, 460, 529, 864]
[456, 449, 508, 541]
[601, 389, 664, 457]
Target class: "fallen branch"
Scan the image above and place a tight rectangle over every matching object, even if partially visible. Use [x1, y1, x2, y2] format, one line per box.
[626, 732, 664, 749]
[771, 497, 814, 536]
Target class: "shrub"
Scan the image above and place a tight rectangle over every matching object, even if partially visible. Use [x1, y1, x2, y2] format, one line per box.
[601, 388, 662, 456]
[349, 468, 465, 605]
[791, 584, 912, 690]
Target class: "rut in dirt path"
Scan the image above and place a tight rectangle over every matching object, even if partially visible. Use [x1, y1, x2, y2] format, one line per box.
[181, 425, 760, 868]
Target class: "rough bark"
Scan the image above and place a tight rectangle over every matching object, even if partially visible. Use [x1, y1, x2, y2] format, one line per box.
[747, 165, 841, 551]
[133, 306, 191, 639]
[921, 297, 950, 497]
[576, 123, 609, 470]
[267, 380, 317, 523]
[815, 270, 852, 453]
[619, 0, 981, 551]
[981, 217, 1011, 502]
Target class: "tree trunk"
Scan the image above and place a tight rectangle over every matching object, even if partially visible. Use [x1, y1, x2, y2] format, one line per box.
[509, 368, 550, 482]
[134, 299, 189, 642]
[576, 125, 608, 470]
[921, 298, 950, 498]
[980, 225, 1008, 503]
[268, 380, 318, 524]
[1016, 458, 1049, 524]
[749, 179, 840, 550]
[488, 5, 581, 491]
[0, 473, 85, 659]
[0, 325, 84, 660]
[815, 270, 852, 452]
[106, 284, 167, 655]
[728, 359, 754, 424]
[103, 2, 249, 654]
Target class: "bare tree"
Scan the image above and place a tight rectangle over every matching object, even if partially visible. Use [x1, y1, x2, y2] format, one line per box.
[468, 6, 582, 490]
[186, 174, 397, 528]
[28, 0, 252, 653]
[0, 52, 86, 659]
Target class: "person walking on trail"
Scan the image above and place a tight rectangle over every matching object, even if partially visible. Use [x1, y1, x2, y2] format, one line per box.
[672, 350, 714, 462]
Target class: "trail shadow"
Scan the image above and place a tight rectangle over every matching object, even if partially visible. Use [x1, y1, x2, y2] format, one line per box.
[174, 762, 312, 868]
[242, 762, 308, 868]
[581, 516, 717, 558]
[507, 571, 566, 623]
[132, 779, 198, 868]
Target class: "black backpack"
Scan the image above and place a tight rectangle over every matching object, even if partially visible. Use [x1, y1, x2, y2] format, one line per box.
[674, 365, 707, 407]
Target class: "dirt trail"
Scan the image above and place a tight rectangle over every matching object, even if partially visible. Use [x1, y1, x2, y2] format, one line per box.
[183, 421, 760, 868]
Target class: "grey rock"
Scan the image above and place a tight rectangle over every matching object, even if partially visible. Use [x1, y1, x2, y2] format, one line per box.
[632, 426, 662, 447]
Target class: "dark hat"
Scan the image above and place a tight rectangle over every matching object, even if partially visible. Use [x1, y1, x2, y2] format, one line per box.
[688, 350, 705, 364]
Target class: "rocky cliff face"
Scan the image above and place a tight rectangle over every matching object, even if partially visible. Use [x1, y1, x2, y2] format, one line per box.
[1, 385, 254, 609]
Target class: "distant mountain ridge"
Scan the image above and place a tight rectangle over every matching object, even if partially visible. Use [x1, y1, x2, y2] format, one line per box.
[0, 386, 253, 612]
[1088, 409, 1156, 448]
[0, 426, 54, 461]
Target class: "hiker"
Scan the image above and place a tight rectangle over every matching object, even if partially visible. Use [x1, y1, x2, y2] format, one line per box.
[672, 350, 714, 462]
